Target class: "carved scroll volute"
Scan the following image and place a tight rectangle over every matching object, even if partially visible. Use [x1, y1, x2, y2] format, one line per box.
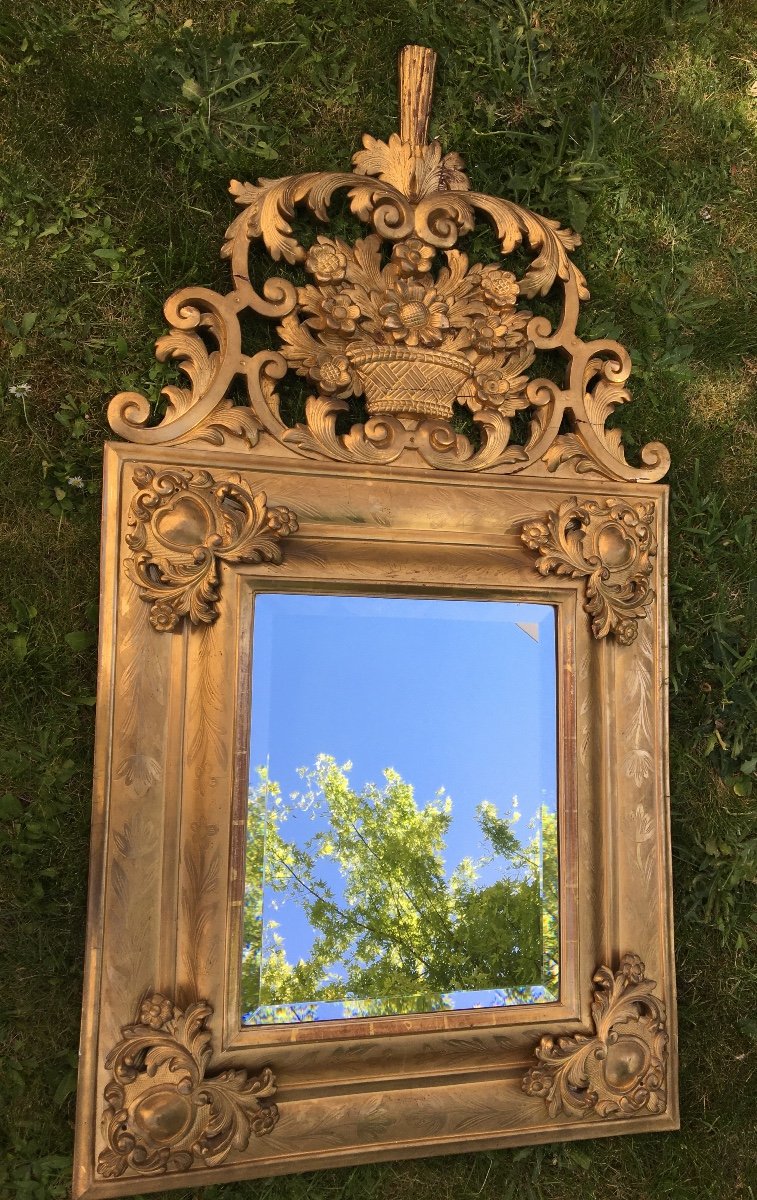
[124, 466, 298, 631]
[521, 496, 657, 644]
[523, 954, 668, 1120]
[98, 994, 278, 1180]
[105, 45, 669, 483]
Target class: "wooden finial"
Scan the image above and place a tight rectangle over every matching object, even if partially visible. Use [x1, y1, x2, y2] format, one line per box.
[398, 44, 437, 147]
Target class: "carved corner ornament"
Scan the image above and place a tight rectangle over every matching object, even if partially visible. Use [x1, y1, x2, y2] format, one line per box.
[125, 466, 298, 631]
[523, 954, 667, 1120]
[520, 496, 656, 644]
[98, 993, 279, 1180]
[105, 44, 669, 483]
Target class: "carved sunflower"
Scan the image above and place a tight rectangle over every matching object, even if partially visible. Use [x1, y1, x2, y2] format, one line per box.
[391, 237, 435, 276]
[305, 238, 348, 284]
[379, 281, 450, 348]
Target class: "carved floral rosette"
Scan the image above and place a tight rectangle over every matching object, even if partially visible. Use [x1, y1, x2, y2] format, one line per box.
[106, 45, 669, 483]
[125, 465, 298, 631]
[98, 993, 279, 1179]
[521, 496, 657, 644]
[523, 954, 668, 1119]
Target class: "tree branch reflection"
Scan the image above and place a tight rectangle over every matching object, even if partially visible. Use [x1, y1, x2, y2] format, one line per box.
[242, 755, 558, 1023]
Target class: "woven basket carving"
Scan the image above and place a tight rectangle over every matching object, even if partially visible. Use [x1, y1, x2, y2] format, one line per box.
[347, 346, 473, 420]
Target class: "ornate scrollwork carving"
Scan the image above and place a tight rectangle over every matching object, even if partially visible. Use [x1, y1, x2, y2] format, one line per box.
[521, 496, 656, 644]
[97, 993, 278, 1180]
[107, 45, 669, 482]
[125, 466, 297, 631]
[522, 954, 667, 1119]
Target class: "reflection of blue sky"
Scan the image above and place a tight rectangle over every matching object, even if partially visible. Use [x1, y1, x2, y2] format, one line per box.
[246, 593, 557, 1017]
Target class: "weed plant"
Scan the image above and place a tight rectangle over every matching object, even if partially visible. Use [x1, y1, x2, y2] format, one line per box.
[1, 2, 755, 1198]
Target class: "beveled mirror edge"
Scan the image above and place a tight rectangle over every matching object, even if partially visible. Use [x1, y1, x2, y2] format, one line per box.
[224, 579, 575, 1050]
[72, 441, 676, 1200]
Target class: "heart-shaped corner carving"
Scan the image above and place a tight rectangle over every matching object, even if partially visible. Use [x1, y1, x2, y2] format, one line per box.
[98, 992, 278, 1180]
[125, 466, 298, 632]
[151, 493, 216, 552]
[521, 496, 656, 644]
[523, 953, 668, 1119]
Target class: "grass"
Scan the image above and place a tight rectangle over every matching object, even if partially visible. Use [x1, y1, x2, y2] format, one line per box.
[0, 0, 755, 1197]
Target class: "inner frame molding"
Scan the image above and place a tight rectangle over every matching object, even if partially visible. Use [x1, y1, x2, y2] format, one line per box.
[73, 43, 676, 1200]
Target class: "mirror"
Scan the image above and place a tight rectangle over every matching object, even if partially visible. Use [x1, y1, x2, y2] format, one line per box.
[242, 594, 558, 1025]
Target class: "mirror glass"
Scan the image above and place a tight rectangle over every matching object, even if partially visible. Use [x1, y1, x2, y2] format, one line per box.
[241, 594, 558, 1026]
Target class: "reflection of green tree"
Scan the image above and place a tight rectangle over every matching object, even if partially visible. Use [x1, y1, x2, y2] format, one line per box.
[241, 755, 558, 1020]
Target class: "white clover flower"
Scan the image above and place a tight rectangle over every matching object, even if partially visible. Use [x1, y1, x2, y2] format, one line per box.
[66, 475, 85, 489]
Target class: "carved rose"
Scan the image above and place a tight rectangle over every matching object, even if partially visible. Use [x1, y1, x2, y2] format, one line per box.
[480, 267, 520, 310]
[313, 292, 361, 335]
[266, 507, 299, 537]
[139, 994, 174, 1029]
[521, 1068, 552, 1100]
[250, 1105, 279, 1136]
[620, 953, 646, 983]
[309, 352, 354, 397]
[470, 315, 509, 354]
[305, 238, 348, 284]
[379, 281, 450, 348]
[150, 601, 179, 633]
[391, 237, 435, 276]
[617, 619, 639, 646]
[475, 368, 513, 407]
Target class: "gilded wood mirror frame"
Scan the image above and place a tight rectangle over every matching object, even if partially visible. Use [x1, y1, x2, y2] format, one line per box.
[73, 45, 677, 1199]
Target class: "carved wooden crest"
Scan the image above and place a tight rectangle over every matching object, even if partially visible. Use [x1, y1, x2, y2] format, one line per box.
[108, 45, 669, 484]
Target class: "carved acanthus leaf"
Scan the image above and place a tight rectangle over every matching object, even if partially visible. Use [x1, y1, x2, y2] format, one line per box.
[125, 466, 298, 631]
[352, 132, 471, 198]
[523, 954, 667, 1119]
[521, 496, 656, 644]
[97, 993, 278, 1180]
[541, 433, 615, 479]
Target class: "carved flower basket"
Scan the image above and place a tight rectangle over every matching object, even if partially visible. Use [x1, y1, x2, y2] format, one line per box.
[347, 345, 473, 420]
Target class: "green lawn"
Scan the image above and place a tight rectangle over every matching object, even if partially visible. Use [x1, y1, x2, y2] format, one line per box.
[1, 1, 755, 1197]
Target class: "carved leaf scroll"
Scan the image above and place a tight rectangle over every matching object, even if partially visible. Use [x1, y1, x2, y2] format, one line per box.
[106, 45, 669, 483]
[521, 496, 656, 644]
[125, 466, 298, 631]
[523, 954, 667, 1119]
[97, 993, 278, 1180]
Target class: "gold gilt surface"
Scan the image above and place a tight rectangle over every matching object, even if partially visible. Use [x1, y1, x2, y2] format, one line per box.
[73, 44, 676, 1200]
[107, 44, 669, 484]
